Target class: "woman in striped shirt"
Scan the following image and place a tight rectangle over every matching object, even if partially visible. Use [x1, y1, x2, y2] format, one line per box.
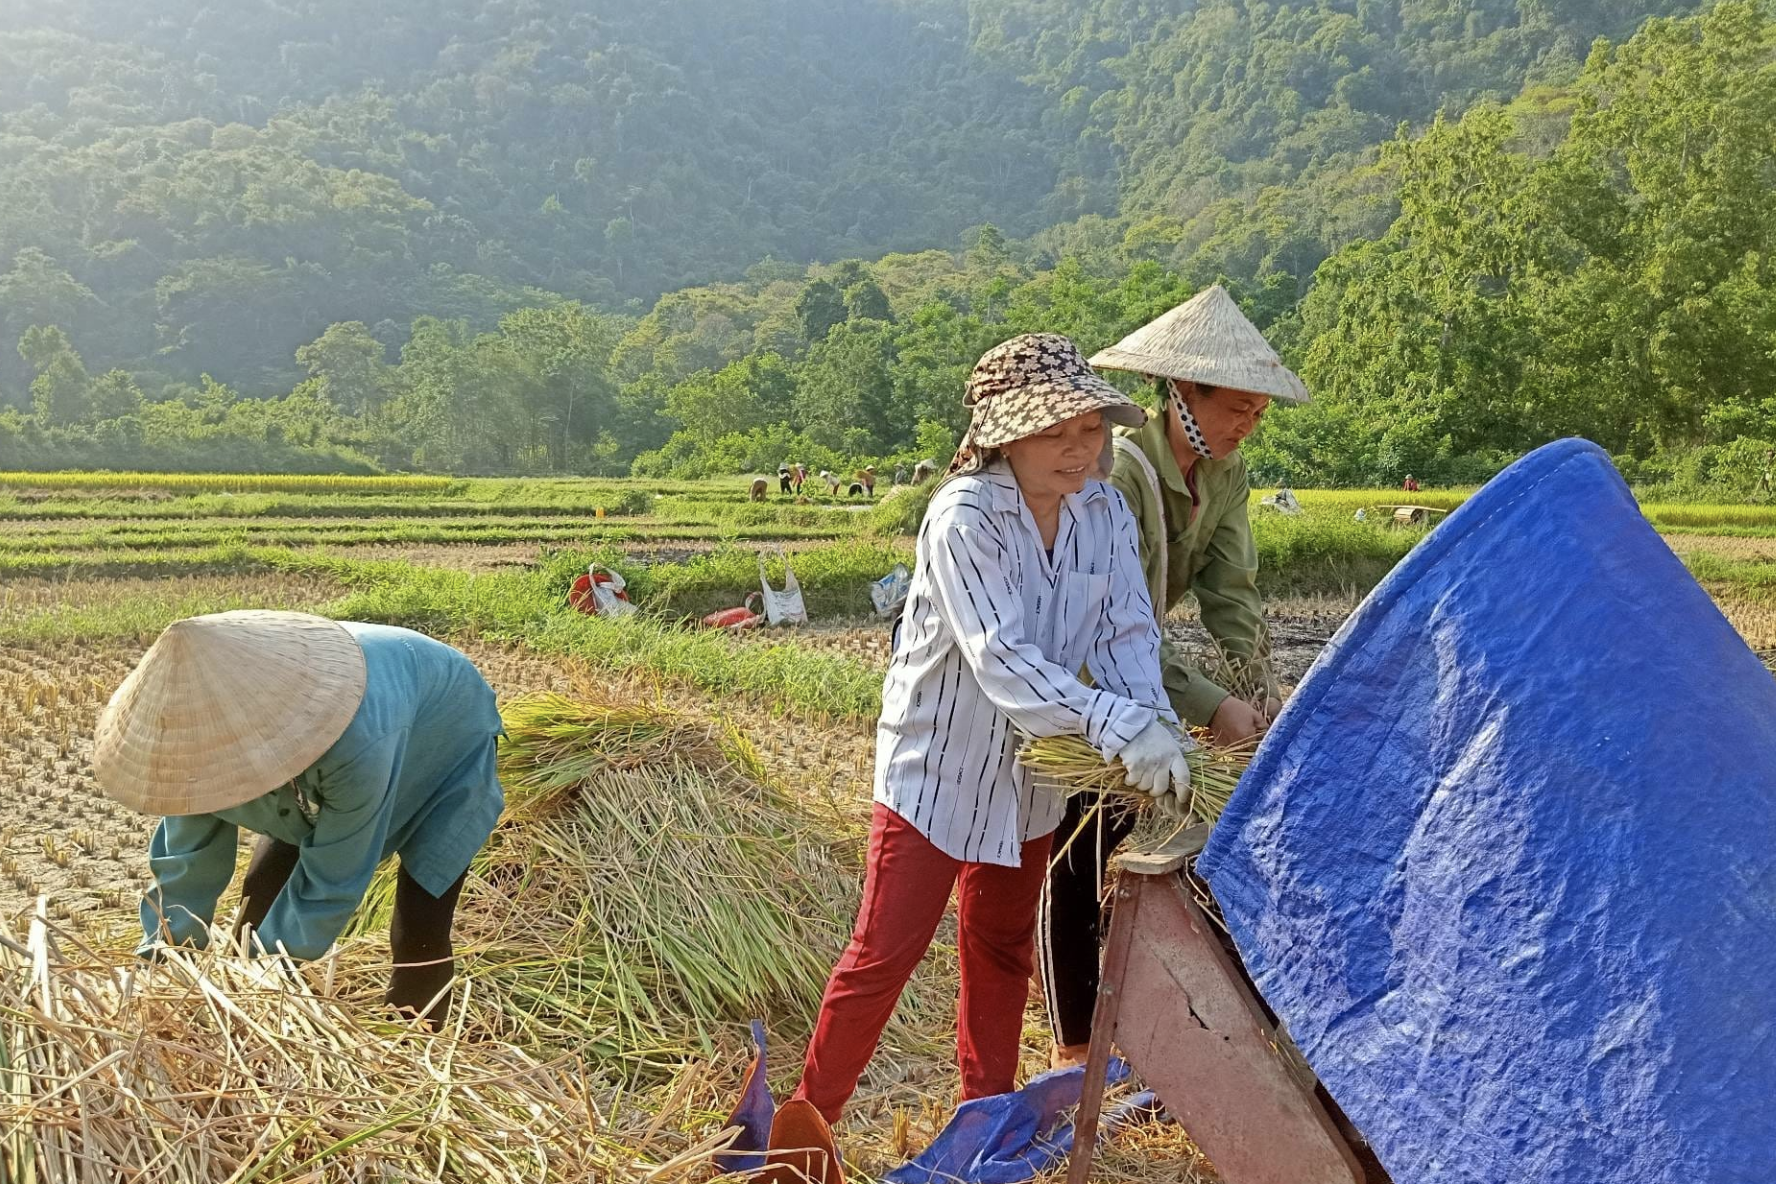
[788, 334, 1195, 1127]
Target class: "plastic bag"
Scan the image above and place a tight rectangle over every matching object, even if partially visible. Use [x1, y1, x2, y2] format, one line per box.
[871, 564, 911, 618]
[1258, 489, 1302, 516]
[590, 565, 636, 617]
[758, 550, 808, 626]
[716, 1020, 775, 1175]
[567, 564, 636, 617]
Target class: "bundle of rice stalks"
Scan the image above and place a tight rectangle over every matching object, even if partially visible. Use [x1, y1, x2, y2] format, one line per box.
[407, 692, 857, 1068]
[494, 691, 750, 821]
[0, 906, 653, 1184]
[1017, 727, 1257, 829]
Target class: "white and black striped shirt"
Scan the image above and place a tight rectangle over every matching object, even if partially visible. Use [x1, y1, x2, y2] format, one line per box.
[876, 465, 1174, 867]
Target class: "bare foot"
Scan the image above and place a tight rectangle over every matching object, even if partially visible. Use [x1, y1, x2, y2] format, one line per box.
[1050, 1042, 1092, 1071]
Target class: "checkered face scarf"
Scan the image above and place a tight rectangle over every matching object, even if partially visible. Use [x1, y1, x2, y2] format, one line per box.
[1167, 379, 1215, 459]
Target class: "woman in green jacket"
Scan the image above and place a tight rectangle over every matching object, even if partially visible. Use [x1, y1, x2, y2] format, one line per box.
[1038, 285, 1311, 1066]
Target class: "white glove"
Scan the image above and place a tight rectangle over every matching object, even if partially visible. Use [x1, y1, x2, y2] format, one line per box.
[1152, 785, 1193, 822]
[1115, 720, 1193, 798]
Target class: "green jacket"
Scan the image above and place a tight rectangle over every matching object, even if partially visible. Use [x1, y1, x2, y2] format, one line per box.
[1107, 413, 1273, 725]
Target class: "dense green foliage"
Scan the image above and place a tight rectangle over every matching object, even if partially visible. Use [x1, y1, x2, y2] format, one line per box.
[4, 0, 1771, 488]
[1283, 2, 1776, 482]
[7, 0, 1686, 379]
[0, 1, 1066, 381]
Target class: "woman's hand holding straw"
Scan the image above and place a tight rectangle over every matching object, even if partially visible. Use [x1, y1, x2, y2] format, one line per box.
[1114, 719, 1196, 798]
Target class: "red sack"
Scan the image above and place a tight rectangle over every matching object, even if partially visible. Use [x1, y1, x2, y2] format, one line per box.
[568, 565, 632, 616]
[702, 592, 763, 631]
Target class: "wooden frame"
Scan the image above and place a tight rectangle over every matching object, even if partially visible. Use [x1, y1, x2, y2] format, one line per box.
[1064, 827, 1368, 1184]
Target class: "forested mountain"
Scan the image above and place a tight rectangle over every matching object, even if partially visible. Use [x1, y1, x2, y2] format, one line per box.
[0, 0, 1070, 390]
[3, 0, 1771, 486]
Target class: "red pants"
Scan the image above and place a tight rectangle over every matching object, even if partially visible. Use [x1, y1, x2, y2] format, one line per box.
[795, 803, 1054, 1123]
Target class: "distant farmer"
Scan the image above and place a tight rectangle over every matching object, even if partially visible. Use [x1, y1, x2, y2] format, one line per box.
[778, 465, 793, 495]
[819, 469, 842, 496]
[791, 463, 808, 494]
[894, 464, 908, 486]
[94, 611, 504, 1029]
[858, 466, 877, 497]
[750, 476, 770, 501]
[1039, 284, 1310, 1070]
[1403, 474, 1421, 493]
[911, 459, 936, 485]
[781, 334, 1187, 1139]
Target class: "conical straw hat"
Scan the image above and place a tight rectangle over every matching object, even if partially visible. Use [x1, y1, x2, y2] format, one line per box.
[1090, 285, 1311, 404]
[94, 610, 367, 815]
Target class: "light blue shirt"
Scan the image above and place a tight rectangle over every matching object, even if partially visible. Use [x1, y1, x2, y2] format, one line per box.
[140, 623, 504, 961]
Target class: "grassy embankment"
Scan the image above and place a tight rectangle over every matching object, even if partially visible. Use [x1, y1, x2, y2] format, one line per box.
[12, 472, 1776, 721]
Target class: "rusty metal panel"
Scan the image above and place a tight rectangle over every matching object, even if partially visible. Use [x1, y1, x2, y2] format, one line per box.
[1110, 874, 1365, 1184]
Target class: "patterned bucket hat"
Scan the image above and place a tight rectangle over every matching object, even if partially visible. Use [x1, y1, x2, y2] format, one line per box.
[963, 333, 1146, 448]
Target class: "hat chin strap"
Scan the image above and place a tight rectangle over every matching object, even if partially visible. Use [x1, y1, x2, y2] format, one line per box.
[1169, 385, 1216, 459]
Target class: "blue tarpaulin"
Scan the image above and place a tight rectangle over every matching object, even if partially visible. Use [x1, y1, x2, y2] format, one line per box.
[1200, 439, 1776, 1184]
[716, 1027, 1153, 1183]
[880, 1061, 1144, 1184]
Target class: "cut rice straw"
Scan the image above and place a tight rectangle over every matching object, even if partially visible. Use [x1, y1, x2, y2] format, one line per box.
[1017, 727, 1257, 829]
[0, 901, 702, 1183]
[351, 691, 859, 1070]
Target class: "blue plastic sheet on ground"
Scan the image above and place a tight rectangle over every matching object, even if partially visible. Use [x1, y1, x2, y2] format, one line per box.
[1199, 439, 1776, 1184]
[882, 1061, 1148, 1184]
[715, 1020, 775, 1174]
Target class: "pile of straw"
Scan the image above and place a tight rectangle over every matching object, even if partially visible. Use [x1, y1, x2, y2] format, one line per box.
[372, 691, 857, 1067]
[0, 906, 624, 1183]
[0, 690, 861, 1180]
[1181, 635, 1277, 705]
